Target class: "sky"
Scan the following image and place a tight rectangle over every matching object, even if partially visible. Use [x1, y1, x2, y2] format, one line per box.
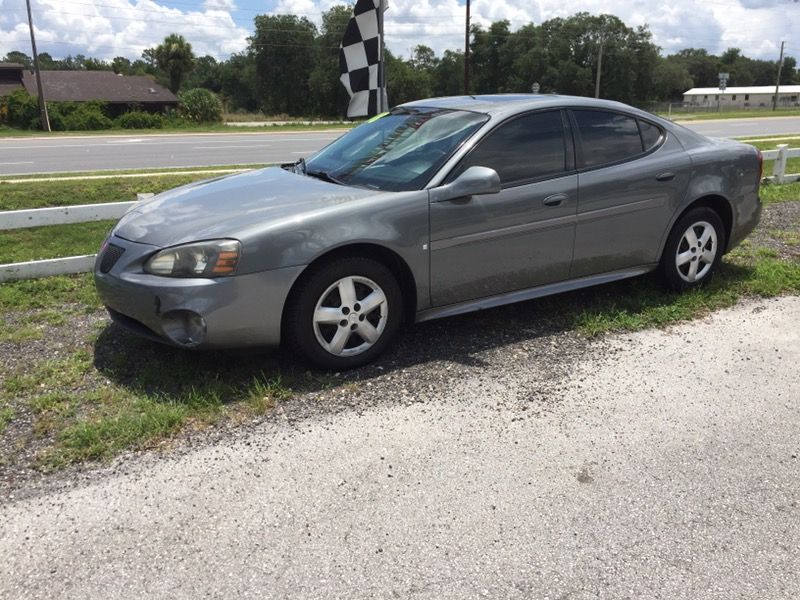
[0, 0, 797, 64]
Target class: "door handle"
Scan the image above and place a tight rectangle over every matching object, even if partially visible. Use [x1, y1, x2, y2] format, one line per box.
[543, 193, 568, 207]
[656, 171, 675, 182]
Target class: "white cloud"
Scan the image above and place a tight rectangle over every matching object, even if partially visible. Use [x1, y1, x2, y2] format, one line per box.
[1, 0, 797, 62]
[0, 0, 250, 61]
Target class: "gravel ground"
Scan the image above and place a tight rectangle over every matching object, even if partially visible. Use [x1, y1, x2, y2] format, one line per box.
[749, 198, 800, 259]
[1, 296, 798, 599]
[1, 199, 799, 495]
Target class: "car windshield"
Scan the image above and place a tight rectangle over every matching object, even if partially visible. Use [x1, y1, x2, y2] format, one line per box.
[304, 107, 489, 192]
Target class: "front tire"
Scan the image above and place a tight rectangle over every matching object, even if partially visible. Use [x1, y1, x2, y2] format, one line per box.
[284, 257, 403, 369]
[660, 207, 726, 292]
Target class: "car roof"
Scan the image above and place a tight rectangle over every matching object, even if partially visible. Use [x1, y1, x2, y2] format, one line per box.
[401, 94, 657, 121]
[399, 94, 703, 145]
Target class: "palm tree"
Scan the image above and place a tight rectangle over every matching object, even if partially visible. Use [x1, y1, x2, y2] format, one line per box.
[154, 34, 195, 93]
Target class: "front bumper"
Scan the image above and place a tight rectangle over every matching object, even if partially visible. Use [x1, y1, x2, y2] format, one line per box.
[94, 235, 304, 349]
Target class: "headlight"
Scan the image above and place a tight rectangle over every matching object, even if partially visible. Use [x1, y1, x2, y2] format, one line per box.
[144, 239, 241, 278]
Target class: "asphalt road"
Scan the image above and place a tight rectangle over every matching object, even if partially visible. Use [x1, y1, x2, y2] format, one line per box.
[680, 115, 800, 138]
[0, 131, 344, 176]
[1, 116, 799, 176]
[2, 296, 798, 599]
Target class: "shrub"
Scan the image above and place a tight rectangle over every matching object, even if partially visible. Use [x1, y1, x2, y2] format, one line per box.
[3, 90, 40, 129]
[43, 101, 111, 131]
[62, 105, 113, 131]
[115, 111, 164, 129]
[179, 88, 223, 123]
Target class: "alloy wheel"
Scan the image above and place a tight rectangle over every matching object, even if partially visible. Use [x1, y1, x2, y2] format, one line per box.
[675, 220, 717, 283]
[312, 275, 388, 357]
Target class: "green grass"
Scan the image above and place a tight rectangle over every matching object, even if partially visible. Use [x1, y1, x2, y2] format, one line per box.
[0, 173, 215, 211]
[761, 182, 800, 204]
[1, 164, 266, 181]
[0, 274, 99, 312]
[2, 345, 294, 469]
[0, 122, 353, 138]
[0, 173, 798, 473]
[570, 248, 800, 336]
[0, 406, 14, 434]
[1, 220, 113, 263]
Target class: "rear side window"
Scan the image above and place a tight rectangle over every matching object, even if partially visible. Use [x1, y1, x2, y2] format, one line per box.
[639, 120, 663, 151]
[454, 110, 566, 185]
[573, 110, 643, 168]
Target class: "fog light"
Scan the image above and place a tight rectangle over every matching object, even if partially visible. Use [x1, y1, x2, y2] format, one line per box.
[161, 310, 207, 347]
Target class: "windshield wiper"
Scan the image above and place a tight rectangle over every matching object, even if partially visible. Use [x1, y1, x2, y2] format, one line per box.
[305, 170, 346, 186]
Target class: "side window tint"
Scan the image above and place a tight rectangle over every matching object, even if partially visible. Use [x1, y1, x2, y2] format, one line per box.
[574, 110, 643, 168]
[639, 120, 663, 151]
[456, 111, 566, 185]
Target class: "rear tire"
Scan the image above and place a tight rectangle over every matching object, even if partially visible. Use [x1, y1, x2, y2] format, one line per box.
[284, 256, 403, 370]
[660, 207, 726, 292]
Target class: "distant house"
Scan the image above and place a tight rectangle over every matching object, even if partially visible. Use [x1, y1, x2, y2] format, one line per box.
[683, 85, 800, 109]
[0, 63, 178, 115]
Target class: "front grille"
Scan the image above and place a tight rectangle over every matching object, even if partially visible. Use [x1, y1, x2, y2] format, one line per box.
[99, 243, 125, 273]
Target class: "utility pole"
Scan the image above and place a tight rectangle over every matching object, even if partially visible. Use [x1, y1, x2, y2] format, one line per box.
[376, 0, 388, 113]
[594, 38, 605, 99]
[463, 0, 470, 95]
[773, 40, 785, 112]
[25, 0, 50, 132]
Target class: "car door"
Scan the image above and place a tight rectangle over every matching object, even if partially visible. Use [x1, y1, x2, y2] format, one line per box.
[569, 109, 691, 278]
[429, 110, 578, 307]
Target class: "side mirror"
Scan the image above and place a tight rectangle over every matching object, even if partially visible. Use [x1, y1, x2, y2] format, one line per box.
[431, 166, 502, 202]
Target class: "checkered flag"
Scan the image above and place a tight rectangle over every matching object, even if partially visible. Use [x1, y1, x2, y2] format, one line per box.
[339, 0, 387, 118]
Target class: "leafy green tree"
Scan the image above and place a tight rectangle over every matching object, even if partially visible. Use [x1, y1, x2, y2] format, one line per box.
[154, 34, 196, 93]
[385, 50, 431, 106]
[179, 88, 223, 123]
[669, 49, 719, 87]
[112, 56, 132, 75]
[2, 50, 32, 67]
[251, 14, 317, 115]
[308, 5, 352, 116]
[218, 53, 259, 112]
[783, 57, 799, 84]
[469, 20, 512, 93]
[183, 55, 222, 93]
[432, 50, 464, 97]
[652, 59, 694, 100]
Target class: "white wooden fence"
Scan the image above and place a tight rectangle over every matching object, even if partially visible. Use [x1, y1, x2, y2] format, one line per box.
[1, 148, 799, 282]
[762, 144, 800, 185]
[0, 198, 141, 283]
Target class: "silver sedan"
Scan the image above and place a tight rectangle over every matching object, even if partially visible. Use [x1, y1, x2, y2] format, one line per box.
[95, 95, 762, 368]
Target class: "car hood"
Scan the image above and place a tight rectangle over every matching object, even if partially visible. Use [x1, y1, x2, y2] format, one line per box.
[113, 167, 381, 247]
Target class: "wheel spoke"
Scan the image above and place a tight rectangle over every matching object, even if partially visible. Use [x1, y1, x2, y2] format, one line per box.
[359, 290, 386, 315]
[676, 249, 693, 266]
[684, 227, 699, 247]
[687, 259, 699, 281]
[327, 327, 350, 355]
[314, 307, 342, 325]
[699, 227, 713, 246]
[337, 277, 357, 308]
[701, 250, 716, 264]
[358, 321, 380, 344]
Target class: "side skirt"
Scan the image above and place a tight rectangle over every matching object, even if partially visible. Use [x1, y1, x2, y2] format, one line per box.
[415, 265, 657, 323]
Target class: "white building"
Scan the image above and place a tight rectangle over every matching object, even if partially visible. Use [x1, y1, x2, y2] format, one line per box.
[682, 85, 800, 109]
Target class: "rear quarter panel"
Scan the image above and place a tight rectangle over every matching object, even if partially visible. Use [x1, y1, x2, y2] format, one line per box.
[661, 135, 761, 256]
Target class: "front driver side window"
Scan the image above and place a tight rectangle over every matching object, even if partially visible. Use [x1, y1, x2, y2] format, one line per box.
[451, 110, 567, 186]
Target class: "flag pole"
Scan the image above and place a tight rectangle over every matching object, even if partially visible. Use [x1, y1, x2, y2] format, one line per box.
[378, 0, 387, 112]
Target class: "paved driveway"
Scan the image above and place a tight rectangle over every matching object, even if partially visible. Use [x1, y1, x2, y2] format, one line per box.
[2, 296, 798, 599]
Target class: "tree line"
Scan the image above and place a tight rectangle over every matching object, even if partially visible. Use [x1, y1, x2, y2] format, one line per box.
[4, 8, 797, 117]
